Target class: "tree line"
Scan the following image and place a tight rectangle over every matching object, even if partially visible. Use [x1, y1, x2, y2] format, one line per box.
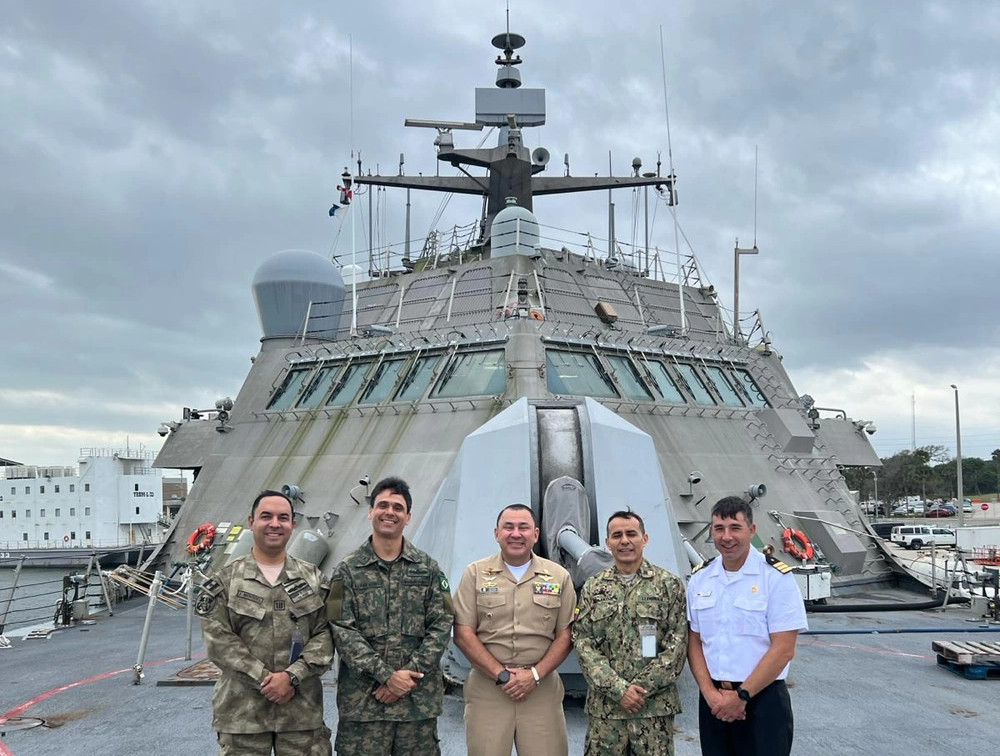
[843, 447, 1000, 503]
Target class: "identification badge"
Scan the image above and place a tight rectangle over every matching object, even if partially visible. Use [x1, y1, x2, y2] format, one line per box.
[640, 624, 657, 658]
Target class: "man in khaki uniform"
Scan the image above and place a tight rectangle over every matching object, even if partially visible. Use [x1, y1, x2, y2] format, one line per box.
[453, 504, 576, 756]
[198, 490, 333, 755]
[573, 510, 688, 755]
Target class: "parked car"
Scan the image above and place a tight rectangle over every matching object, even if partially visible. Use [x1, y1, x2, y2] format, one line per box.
[890, 525, 935, 549]
[930, 527, 957, 547]
[962, 499, 973, 513]
[925, 504, 957, 518]
[891, 503, 910, 516]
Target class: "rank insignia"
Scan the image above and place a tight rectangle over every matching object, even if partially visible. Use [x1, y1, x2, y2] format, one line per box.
[440, 575, 450, 591]
[274, 600, 286, 611]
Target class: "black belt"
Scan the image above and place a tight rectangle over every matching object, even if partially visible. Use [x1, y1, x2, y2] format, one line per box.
[712, 679, 743, 691]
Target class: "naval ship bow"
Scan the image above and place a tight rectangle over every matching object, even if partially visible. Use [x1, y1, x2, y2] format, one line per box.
[152, 30, 889, 683]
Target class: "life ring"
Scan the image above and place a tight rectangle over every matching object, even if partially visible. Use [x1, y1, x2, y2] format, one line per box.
[187, 523, 217, 554]
[63, 535, 70, 543]
[529, 309, 545, 321]
[782, 527, 814, 561]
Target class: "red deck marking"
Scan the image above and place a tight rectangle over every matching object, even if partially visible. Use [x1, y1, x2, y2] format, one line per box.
[0, 655, 189, 755]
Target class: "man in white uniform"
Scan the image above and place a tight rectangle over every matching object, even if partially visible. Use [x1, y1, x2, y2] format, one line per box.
[686, 496, 807, 756]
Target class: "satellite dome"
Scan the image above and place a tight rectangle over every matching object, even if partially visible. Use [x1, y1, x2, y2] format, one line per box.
[252, 249, 345, 339]
[491, 197, 540, 258]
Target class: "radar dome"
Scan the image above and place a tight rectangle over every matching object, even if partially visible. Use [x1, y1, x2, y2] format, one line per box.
[490, 197, 540, 258]
[252, 249, 345, 339]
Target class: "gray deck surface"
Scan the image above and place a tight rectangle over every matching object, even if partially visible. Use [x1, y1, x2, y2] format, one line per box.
[2, 595, 999, 755]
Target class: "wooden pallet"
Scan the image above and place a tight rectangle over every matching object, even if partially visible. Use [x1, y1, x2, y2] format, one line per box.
[936, 655, 1000, 680]
[931, 640, 1000, 665]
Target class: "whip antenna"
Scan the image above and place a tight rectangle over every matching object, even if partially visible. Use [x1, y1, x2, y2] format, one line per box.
[659, 25, 685, 334]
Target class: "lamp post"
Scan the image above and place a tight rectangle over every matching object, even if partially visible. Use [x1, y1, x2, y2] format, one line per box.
[870, 469, 879, 518]
[951, 384, 964, 527]
[733, 240, 759, 344]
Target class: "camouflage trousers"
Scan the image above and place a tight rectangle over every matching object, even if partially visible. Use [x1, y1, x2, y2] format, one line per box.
[335, 718, 440, 756]
[584, 715, 675, 756]
[217, 726, 332, 756]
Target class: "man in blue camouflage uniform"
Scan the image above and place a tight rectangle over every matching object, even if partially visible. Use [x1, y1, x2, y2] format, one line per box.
[573, 510, 688, 755]
[329, 476, 454, 755]
[198, 490, 333, 755]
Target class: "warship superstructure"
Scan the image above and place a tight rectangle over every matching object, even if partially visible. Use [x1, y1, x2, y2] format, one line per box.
[151, 31, 887, 681]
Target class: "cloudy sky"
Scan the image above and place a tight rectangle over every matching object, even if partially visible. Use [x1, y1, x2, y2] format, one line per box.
[2, 0, 998, 470]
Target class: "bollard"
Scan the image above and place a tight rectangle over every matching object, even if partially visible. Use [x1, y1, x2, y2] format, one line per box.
[132, 570, 163, 684]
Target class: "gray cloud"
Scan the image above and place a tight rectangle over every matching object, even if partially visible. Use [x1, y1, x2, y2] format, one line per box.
[1, 0, 998, 463]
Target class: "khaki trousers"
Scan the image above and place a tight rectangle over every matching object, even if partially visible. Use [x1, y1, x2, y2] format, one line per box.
[464, 667, 568, 756]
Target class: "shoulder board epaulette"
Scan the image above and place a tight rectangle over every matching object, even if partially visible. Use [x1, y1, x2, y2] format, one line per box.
[691, 557, 715, 574]
[765, 554, 793, 573]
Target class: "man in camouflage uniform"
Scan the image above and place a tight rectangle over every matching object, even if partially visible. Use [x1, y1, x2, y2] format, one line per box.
[197, 490, 333, 756]
[329, 476, 453, 755]
[573, 510, 688, 756]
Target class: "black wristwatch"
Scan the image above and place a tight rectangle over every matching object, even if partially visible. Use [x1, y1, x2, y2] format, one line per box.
[737, 686, 751, 703]
[495, 669, 511, 685]
[286, 670, 301, 688]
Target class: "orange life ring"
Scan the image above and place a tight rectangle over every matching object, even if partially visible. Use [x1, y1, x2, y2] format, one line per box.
[187, 523, 217, 554]
[529, 309, 545, 321]
[782, 527, 814, 561]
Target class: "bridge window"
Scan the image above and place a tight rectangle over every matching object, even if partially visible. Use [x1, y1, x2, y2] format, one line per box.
[545, 350, 618, 398]
[326, 362, 372, 407]
[639, 359, 685, 403]
[674, 364, 716, 405]
[433, 350, 507, 398]
[360, 359, 408, 404]
[734, 369, 769, 408]
[267, 368, 312, 410]
[704, 366, 745, 407]
[605, 355, 654, 401]
[395, 355, 441, 402]
[297, 365, 340, 408]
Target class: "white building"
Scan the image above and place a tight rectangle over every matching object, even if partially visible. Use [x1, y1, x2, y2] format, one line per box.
[0, 447, 163, 549]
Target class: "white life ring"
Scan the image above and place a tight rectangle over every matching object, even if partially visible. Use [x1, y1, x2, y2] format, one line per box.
[63, 535, 70, 543]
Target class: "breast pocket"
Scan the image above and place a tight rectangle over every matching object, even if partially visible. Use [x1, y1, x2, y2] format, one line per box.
[229, 596, 267, 643]
[400, 571, 430, 637]
[476, 593, 508, 626]
[352, 578, 387, 638]
[532, 593, 562, 631]
[691, 594, 718, 635]
[732, 597, 768, 637]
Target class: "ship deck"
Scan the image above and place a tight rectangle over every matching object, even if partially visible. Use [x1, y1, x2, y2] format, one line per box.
[2, 593, 999, 755]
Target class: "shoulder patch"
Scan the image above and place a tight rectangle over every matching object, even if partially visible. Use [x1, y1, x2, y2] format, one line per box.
[691, 557, 715, 575]
[765, 554, 793, 573]
[439, 575, 450, 592]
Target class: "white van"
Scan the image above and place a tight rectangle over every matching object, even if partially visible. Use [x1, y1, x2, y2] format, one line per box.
[890, 525, 934, 549]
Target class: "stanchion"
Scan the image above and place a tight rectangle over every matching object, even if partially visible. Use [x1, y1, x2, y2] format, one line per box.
[185, 560, 196, 660]
[132, 570, 163, 684]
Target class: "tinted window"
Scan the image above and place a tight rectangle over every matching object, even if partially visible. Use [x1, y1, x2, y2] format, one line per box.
[297, 365, 341, 408]
[267, 368, 312, 410]
[326, 362, 372, 406]
[605, 355, 654, 400]
[641, 360, 685, 403]
[395, 355, 441, 402]
[359, 359, 407, 404]
[704, 366, 744, 407]
[674, 364, 716, 405]
[545, 350, 618, 398]
[432, 350, 507, 398]
[735, 369, 769, 408]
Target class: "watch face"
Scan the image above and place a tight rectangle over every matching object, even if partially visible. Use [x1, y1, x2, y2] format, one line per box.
[497, 670, 510, 684]
[738, 688, 750, 702]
